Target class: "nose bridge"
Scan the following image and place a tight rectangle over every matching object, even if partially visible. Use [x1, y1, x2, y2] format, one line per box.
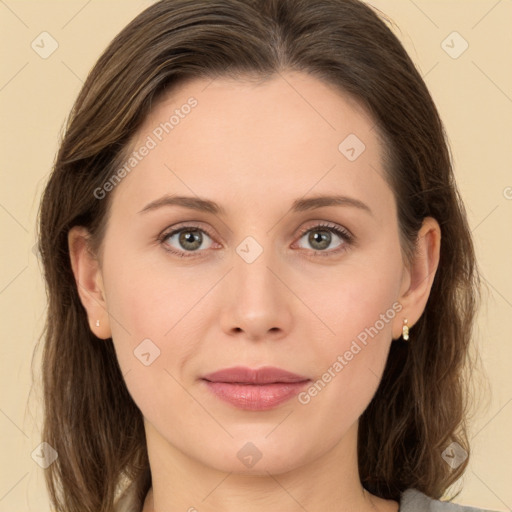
[233, 233, 280, 301]
[220, 231, 291, 338]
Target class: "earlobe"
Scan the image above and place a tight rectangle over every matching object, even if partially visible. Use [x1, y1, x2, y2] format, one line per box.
[68, 226, 112, 339]
[393, 217, 441, 340]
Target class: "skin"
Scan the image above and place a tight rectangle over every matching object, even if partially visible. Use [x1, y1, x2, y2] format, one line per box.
[69, 71, 441, 512]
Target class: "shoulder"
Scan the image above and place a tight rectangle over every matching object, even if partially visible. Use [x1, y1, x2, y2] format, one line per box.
[400, 488, 499, 512]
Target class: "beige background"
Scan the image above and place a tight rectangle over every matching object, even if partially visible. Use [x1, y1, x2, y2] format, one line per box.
[0, 1, 511, 510]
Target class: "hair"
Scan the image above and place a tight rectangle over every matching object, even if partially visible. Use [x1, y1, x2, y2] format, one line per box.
[34, 0, 484, 511]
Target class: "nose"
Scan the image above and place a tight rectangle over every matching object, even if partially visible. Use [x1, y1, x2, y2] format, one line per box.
[219, 242, 293, 341]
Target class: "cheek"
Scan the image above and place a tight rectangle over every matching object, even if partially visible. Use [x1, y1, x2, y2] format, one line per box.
[298, 249, 402, 346]
[102, 239, 197, 337]
[295, 249, 403, 414]
[101, 244, 216, 386]
[101, 253, 202, 425]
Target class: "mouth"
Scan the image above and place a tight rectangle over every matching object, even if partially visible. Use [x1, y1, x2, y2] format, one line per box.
[200, 366, 311, 411]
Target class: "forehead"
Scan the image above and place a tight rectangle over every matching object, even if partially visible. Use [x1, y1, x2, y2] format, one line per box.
[108, 71, 391, 218]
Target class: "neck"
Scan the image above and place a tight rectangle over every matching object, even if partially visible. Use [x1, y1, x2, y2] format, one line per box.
[141, 419, 398, 512]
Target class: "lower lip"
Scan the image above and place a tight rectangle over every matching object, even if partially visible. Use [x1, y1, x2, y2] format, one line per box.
[202, 380, 310, 411]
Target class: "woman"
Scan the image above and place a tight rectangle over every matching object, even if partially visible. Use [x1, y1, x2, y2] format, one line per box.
[36, 0, 495, 511]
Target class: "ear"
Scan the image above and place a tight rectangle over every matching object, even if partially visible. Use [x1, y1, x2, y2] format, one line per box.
[68, 226, 112, 339]
[393, 216, 441, 340]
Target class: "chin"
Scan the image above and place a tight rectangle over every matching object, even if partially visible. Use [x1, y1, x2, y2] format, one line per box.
[197, 435, 309, 476]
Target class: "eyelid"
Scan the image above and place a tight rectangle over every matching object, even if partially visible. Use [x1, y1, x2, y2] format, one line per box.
[295, 221, 353, 241]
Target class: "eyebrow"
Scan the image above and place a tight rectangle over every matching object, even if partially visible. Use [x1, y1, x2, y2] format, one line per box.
[138, 193, 373, 217]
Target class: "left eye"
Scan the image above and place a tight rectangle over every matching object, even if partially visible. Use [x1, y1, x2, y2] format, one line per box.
[295, 224, 352, 253]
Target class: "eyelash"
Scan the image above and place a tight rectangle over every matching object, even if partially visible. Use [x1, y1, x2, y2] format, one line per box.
[158, 222, 354, 259]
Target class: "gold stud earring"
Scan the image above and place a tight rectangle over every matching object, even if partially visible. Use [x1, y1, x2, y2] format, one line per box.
[96, 320, 100, 327]
[402, 318, 409, 341]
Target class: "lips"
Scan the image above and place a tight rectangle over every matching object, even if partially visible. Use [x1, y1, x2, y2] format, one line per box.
[201, 366, 311, 411]
[201, 366, 309, 385]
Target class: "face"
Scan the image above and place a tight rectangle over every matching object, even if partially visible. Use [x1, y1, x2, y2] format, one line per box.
[95, 71, 409, 475]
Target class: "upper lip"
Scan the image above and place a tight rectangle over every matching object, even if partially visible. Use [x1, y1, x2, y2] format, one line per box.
[202, 366, 310, 384]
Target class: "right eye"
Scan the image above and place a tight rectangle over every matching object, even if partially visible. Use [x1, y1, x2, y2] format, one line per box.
[160, 224, 216, 257]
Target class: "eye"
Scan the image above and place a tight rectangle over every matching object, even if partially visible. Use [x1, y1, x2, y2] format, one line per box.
[295, 222, 353, 256]
[160, 224, 215, 257]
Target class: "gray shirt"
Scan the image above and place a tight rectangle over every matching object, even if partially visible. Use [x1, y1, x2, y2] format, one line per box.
[400, 488, 498, 512]
[114, 485, 498, 511]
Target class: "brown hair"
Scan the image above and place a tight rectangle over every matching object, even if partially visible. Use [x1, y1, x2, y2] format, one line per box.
[35, 0, 484, 510]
